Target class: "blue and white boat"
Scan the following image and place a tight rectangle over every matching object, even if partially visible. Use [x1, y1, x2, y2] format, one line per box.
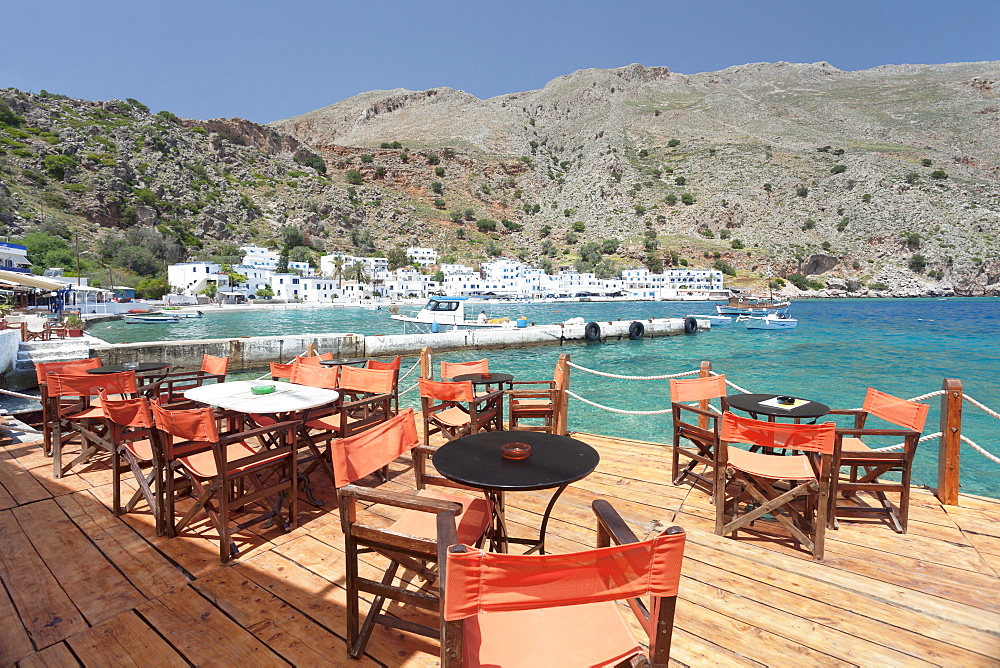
[742, 312, 798, 330]
[389, 296, 528, 333]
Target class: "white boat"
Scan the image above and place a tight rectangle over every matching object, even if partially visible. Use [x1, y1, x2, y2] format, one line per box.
[741, 313, 798, 330]
[688, 314, 733, 327]
[123, 314, 180, 324]
[389, 296, 527, 333]
[716, 286, 790, 316]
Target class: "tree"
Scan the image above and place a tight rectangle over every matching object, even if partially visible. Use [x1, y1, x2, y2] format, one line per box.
[430, 181, 444, 194]
[426, 153, 440, 165]
[905, 172, 919, 185]
[601, 238, 619, 255]
[483, 240, 502, 257]
[200, 283, 218, 300]
[645, 251, 663, 273]
[571, 221, 585, 232]
[796, 186, 809, 197]
[345, 169, 363, 185]
[713, 259, 736, 276]
[664, 194, 678, 206]
[830, 164, 846, 174]
[44, 154, 77, 180]
[539, 225, 552, 237]
[433, 270, 445, 283]
[386, 247, 408, 270]
[674, 176, 686, 186]
[681, 193, 696, 205]
[476, 219, 497, 232]
[256, 284, 274, 299]
[908, 254, 927, 273]
[434, 198, 446, 209]
[930, 170, 948, 179]
[332, 256, 346, 288]
[350, 261, 370, 283]
[136, 277, 168, 299]
[668, 139, 680, 147]
[921, 158, 932, 167]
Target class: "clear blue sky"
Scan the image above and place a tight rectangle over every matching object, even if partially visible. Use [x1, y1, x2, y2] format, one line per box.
[4, 0, 998, 124]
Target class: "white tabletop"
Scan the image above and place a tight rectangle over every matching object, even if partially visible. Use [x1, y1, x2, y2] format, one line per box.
[184, 380, 339, 414]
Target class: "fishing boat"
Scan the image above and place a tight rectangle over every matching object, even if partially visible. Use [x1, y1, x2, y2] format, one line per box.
[123, 314, 180, 324]
[716, 285, 790, 316]
[741, 312, 798, 330]
[389, 296, 527, 333]
[687, 313, 733, 327]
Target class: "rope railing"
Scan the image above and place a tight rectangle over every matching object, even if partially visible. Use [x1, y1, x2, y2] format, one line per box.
[964, 394, 1000, 421]
[565, 390, 675, 415]
[565, 361, 701, 381]
[961, 434, 1000, 465]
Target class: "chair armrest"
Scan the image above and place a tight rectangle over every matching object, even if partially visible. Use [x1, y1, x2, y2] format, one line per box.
[672, 402, 720, 419]
[470, 389, 504, 407]
[593, 499, 641, 547]
[827, 408, 865, 416]
[509, 380, 556, 389]
[836, 427, 920, 438]
[339, 483, 464, 514]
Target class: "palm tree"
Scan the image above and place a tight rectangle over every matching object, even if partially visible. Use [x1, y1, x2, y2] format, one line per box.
[333, 256, 345, 288]
[350, 261, 370, 284]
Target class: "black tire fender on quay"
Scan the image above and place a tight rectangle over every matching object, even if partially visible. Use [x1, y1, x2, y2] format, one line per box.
[628, 320, 645, 340]
[585, 321, 601, 341]
[683, 316, 699, 334]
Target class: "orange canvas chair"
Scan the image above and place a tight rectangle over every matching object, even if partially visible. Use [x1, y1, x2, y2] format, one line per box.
[507, 353, 569, 434]
[288, 363, 340, 389]
[438, 499, 686, 667]
[296, 366, 394, 485]
[269, 361, 295, 380]
[338, 409, 491, 658]
[419, 378, 502, 445]
[153, 354, 228, 403]
[715, 413, 836, 560]
[151, 402, 299, 563]
[440, 358, 488, 381]
[827, 388, 930, 533]
[366, 355, 401, 411]
[35, 357, 102, 456]
[670, 374, 730, 491]
[295, 352, 334, 367]
[47, 370, 137, 478]
[100, 392, 165, 535]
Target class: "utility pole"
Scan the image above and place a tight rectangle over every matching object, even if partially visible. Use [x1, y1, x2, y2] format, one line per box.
[75, 234, 81, 286]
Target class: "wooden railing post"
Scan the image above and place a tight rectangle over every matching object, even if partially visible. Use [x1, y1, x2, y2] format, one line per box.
[698, 360, 713, 430]
[420, 347, 433, 380]
[555, 353, 570, 436]
[936, 378, 963, 506]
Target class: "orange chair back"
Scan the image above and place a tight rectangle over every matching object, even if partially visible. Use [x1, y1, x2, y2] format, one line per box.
[670, 375, 727, 403]
[441, 359, 488, 381]
[862, 388, 929, 432]
[721, 412, 836, 455]
[46, 370, 137, 398]
[331, 408, 418, 488]
[366, 356, 401, 371]
[201, 354, 229, 376]
[295, 352, 334, 367]
[443, 529, 686, 621]
[99, 391, 154, 429]
[151, 402, 219, 455]
[35, 357, 102, 384]
[289, 363, 339, 389]
[270, 362, 295, 380]
[419, 378, 475, 402]
[339, 366, 395, 395]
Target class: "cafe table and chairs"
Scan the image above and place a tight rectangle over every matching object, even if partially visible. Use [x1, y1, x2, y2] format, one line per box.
[418, 378, 503, 445]
[450, 371, 515, 393]
[432, 430, 600, 554]
[725, 393, 831, 423]
[318, 357, 368, 368]
[34, 357, 103, 456]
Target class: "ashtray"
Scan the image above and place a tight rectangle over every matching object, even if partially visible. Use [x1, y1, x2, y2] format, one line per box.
[252, 384, 276, 395]
[481, 372, 492, 379]
[501, 442, 531, 460]
[776, 395, 796, 405]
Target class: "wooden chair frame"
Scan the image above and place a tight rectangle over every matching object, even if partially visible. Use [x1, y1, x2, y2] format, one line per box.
[419, 380, 503, 445]
[506, 353, 570, 434]
[670, 376, 730, 492]
[827, 401, 925, 533]
[153, 406, 299, 563]
[437, 499, 684, 666]
[36, 358, 102, 456]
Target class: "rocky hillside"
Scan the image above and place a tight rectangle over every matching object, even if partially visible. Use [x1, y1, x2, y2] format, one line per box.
[3, 60, 1000, 295]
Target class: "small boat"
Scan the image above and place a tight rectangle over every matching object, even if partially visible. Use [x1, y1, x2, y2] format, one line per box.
[171, 311, 204, 318]
[741, 313, 798, 330]
[716, 285, 790, 316]
[123, 314, 180, 324]
[389, 296, 527, 333]
[688, 314, 733, 327]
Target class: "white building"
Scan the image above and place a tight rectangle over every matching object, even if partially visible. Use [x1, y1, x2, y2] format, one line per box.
[240, 245, 279, 271]
[406, 247, 438, 267]
[0, 241, 31, 273]
[168, 262, 230, 296]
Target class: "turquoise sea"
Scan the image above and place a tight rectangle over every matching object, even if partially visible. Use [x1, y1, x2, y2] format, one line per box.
[88, 298, 1000, 497]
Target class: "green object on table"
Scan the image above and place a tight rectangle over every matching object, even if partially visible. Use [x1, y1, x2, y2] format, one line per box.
[251, 384, 276, 395]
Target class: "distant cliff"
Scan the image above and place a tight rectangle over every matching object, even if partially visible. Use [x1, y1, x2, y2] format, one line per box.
[2, 60, 999, 295]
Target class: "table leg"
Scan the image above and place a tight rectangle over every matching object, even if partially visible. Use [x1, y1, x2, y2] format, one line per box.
[485, 489, 508, 553]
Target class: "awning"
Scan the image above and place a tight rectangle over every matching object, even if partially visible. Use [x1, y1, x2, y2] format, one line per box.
[0, 269, 67, 291]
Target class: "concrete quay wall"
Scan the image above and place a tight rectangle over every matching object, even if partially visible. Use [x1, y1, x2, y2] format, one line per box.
[88, 318, 699, 370]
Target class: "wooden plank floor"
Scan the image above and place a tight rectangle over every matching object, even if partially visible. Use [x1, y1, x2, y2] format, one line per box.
[1, 428, 998, 667]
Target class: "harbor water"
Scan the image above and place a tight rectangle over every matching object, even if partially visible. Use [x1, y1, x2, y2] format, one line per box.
[78, 297, 1000, 497]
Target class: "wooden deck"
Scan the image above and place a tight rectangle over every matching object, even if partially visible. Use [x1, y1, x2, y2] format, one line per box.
[1, 426, 998, 667]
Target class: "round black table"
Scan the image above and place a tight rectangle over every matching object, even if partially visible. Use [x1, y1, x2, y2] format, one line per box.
[86, 362, 171, 374]
[726, 393, 831, 422]
[433, 431, 599, 554]
[319, 357, 368, 368]
[450, 372, 514, 392]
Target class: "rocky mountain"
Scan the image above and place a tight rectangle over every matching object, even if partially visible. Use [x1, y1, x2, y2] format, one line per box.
[2, 61, 999, 296]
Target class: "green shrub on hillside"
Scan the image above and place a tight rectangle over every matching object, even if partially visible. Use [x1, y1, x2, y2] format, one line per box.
[713, 259, 736, 276]
[931, 170, 948, 179]
[787, 273, 824, 290]
[668, 139, 680, 147]
[908, 254, 927, 273]
[43, 154, 77, 180]
[681, 193, 696, 205]
[796, 186, 809, 197]
[345, 169, 363, 185]
[830, 164, 846, 174]
[360, 154, 373, 163]
[434, 166, 445, 177]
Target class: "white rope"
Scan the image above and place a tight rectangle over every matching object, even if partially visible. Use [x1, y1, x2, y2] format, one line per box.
[908, 389, 946, 402]
[963, 394, 1000, 421]
[566, 361, 700, 381]
[867, 431, 942, 452]
[0, 388, 39, 401]
[566, 390, 674, 415]
[398, 382, 420, 396]
[960, 434, 1000, 465]
[398, 357, 420, 382]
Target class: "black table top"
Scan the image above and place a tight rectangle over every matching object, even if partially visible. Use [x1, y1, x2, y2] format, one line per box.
[319, 358, 368, 367]
[87, 362, 171, 374]
[433, 431, 599, 492]
[726, 393, 831, 420]
[451, 372, 514, 385]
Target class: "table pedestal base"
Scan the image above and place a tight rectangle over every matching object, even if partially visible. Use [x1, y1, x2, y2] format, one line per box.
[484, 484, 568, 555]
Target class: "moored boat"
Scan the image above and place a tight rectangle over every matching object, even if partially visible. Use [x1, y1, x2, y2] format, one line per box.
[123, 314, 181, 324]
[688, 313, 733, 327]
[389, 296, 528, 333]
[741, 312, 798, 330]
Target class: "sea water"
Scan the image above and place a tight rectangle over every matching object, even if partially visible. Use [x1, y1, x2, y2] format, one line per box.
[88, 298, 1000, 497]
